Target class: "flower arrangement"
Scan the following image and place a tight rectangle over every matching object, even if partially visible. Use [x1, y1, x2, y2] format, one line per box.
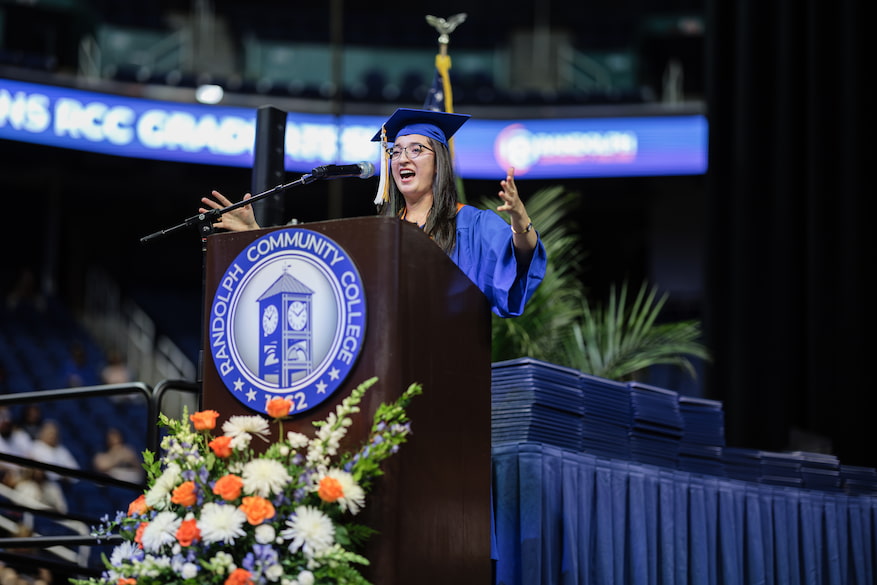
[74, 377, 422, 585]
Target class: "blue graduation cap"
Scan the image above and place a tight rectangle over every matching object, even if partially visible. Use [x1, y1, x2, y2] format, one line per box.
[371, 108, 470, 147]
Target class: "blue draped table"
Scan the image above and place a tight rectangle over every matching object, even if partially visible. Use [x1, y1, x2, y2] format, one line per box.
[492, 442, 877, 585]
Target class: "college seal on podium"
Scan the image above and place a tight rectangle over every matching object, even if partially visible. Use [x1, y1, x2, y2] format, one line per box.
[208, 228, 367, 416]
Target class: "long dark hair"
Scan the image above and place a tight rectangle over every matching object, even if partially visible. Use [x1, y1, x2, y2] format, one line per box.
[378, 137, 459, 254]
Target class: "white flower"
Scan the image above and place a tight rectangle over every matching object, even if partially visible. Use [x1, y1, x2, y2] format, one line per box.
[296, 570, 315, 585]
[141, 554, 173, 575]
[281, 506, 335, 558]
[145, 463, 181, 510]
[206, 551, 236, 574]
[305, 444, 328, 467]
[315, 417, 346, 454]
[241, 459, 292, 498]
[140, 511, 181, 553]
[223, 415, 270, 442]
[230, 433, 252, 451]
[171, 552, 199, 579]
[180, 563, 199, 579]
[242, 458, 291, 497]
[199, 502, 248, 545]
[109, 540, 140, 567]
[305, 420, 347, 466]
[255, 524, 276, 544]
[320, 468, 366, 515]
[265, 564, 284, 582]
[287, 432, 309, 449]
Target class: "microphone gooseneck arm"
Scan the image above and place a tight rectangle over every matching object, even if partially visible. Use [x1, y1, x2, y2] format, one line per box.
[141, 175, 310, 244]
[140, 162, 377, 244]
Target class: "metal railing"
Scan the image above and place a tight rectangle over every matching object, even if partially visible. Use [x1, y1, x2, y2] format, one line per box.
[0, 380, 200, 578]
[557, 45, 614, 92]
[77, 35, 101, 79]
[81, 266, 197, 388]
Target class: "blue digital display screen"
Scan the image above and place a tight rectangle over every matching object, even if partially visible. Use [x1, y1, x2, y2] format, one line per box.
[1, 78, 707, 179]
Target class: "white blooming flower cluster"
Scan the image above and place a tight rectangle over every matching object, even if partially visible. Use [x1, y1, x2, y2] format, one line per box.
[223, 415, 271, 450]
[144, 462, 181, 510]
[73, 377, 422, 585]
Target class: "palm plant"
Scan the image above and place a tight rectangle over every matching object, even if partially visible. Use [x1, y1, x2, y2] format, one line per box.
[561, 281, 710, 381]
[478, 185, 711, 383]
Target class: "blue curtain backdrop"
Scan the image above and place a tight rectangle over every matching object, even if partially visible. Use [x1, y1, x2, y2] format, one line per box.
[492, 442, 876, 585]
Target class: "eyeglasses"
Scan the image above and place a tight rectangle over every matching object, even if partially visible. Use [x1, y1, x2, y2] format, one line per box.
[387, 143, 435, 161]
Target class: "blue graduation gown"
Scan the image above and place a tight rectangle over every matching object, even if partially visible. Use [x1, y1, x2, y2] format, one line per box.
[450, 205, 547, 318]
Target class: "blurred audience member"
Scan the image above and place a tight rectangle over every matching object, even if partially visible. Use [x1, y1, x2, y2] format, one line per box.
[10, 467, 68, 514]
[15, 405, 43, 441]
[26, 420, 80, 483]
[93, 427, 144, 484]
[0, 564, 30, 585]
[101, 349, 133, 385]
[0, 556, 55, 585]
[60, 340, 99, 388]
[0, 407, 31, 484]
[5, 267, 46, 314]
[0, 408, 31, 455]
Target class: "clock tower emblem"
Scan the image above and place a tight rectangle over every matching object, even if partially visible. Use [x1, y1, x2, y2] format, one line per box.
[257, 267, 314, 386]
[209, 228, 366, 416]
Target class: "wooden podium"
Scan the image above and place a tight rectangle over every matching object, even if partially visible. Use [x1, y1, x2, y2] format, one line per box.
[201, 217, 493, 585]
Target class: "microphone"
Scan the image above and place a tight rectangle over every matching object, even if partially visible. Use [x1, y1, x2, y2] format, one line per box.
[310, 161, 375, 180]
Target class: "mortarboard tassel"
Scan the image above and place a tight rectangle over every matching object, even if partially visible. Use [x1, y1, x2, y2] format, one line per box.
[373, 125, 390, 206]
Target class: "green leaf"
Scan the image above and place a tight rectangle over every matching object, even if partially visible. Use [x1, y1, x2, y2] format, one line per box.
[472, 185, 711, 383]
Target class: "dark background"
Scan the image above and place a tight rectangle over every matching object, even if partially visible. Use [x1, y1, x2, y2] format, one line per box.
[1, 0, 873, 466]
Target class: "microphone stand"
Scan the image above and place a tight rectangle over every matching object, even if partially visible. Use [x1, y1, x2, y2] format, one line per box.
[137, 171, 318, 393]
[139, 172, 319, 244]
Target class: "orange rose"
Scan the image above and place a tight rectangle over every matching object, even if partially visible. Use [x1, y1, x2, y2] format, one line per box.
[176, 517, 201, 547]
[171, 481, 197, 507]
[213, 474, 244, 501]
[134, 522, 148, 549]
[318, 475, 344, 503]
[224, 568, 253, 585]
[240, 495, 276, 525]
[127, 494, 147, 516]
[118, 578, 136, 585]
[265, 397, 292, 419]
[190, 410, 220, 431]
[209, 435, 233, 458]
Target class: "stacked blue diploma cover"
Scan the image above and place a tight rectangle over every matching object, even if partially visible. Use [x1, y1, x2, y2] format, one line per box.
[794, 451, 841, 491]
[840, 465, 877, 495]
[491, 357, 584, 450]
[490, 360, 877, 496]
[627, 381, 685, 468]
[722, 446, 763, 483]
[579, 372, 632, 459]
[678, 395, 726, 476]
[759, 451, 804, 487]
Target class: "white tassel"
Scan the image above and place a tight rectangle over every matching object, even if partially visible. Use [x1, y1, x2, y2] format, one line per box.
[373, 125, 390, 206]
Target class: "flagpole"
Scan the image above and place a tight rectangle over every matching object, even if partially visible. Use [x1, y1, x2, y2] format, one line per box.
[375, 14, 469, 208]
[425, 14, 467, 199]
[425, 13, 466, 116]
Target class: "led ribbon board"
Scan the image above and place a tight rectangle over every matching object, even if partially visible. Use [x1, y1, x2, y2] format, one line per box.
[1, 78, 707, 178]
